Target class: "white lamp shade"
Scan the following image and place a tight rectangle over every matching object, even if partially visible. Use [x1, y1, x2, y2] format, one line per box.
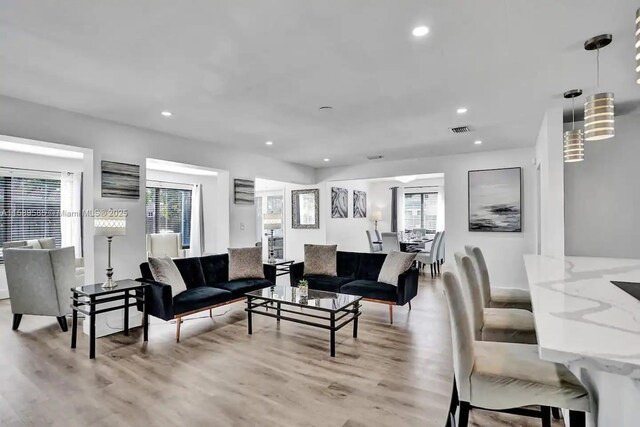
[94, 211, 127, 236]
[584, 92, 615, 141]
[564, 129, 584, 162]
[263, 212, 282, 230]
[636, 8, 640, 84]
[371, 211, 383, 221]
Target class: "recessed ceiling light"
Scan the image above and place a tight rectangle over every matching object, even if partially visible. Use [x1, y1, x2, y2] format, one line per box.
[457, 107, 468, 114]
[323, 158, 330, 162]
[161, 111, 172, 117]
[474, 140, 483, 145]
[412, 26, 429, 37]
[265, 141, 273, 146]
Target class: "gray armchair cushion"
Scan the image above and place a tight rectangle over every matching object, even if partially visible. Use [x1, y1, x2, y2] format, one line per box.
[3, 246, 75, 317]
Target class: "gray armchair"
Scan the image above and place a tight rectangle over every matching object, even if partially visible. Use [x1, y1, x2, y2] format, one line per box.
[3, 245, 79, 331]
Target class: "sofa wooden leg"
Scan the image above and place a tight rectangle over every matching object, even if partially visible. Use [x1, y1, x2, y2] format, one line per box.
[388, 304, 393, 324]
[12, 314, 22, 331]
[209, 309, 213, 318]
[408, 301, 412, 310]
[176, 317, 182, 343]
[56, 316, 68, 332]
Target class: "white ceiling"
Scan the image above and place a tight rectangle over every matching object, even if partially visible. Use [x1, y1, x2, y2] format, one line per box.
[1, 1, 639, 168]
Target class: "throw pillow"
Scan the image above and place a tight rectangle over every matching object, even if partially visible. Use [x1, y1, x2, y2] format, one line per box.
[304, 244, 337, 276]
[38, 238, 56, 249]
[228, 247, 265, 280]
[148, 256, 188, 297]
[378, 251, 417, 286]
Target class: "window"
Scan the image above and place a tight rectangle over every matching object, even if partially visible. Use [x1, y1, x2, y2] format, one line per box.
[404, 192, 438, 232]
[145, 186, 192, 248]
[0, 171, 62, 261]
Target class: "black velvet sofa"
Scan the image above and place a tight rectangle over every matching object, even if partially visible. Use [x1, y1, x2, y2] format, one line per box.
[139, 254, 276, 341]
[289, 251, 419, 324]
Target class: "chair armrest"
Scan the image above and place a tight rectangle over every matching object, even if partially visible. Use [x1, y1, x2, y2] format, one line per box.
[136, 278, 174, 321]
[290, 262, 305, 286]
[263, 264, 277, 284]
[396, 267, 419, 305]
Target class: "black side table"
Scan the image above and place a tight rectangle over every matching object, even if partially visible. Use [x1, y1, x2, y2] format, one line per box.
[71, 279, 149, 359]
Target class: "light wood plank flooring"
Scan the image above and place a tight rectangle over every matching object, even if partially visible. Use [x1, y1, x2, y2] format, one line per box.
[0, 274, 564, 427]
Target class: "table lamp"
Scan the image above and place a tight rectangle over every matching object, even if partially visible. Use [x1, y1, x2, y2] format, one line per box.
[371, 211, 382, 231]
[263, 212, 282, 264]
[94, 210, 127, 289]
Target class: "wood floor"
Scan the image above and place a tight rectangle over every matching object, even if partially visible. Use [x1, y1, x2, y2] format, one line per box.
[0, 274, 565, 427]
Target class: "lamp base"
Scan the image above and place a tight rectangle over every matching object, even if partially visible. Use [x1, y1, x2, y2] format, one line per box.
[101, 277, 118, 290]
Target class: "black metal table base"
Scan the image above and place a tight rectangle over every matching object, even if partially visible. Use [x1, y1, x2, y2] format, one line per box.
[71, 284, 149, 359]
[245, 296, 361, 357]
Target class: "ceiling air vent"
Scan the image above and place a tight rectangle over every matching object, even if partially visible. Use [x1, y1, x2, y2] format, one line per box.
[366, 155, 384, 160]
[450, 125, 472, 134]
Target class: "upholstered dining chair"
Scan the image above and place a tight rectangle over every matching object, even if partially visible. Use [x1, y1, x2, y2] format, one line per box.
[146, 232, 186, 258]
[442, 270, 589, 427]
[380, 232, 400, 253]
[3, 246, 79, 331]
[454, 253, 536, 344]
[365, 230, 382, 253]
[465, 246, 532, 311]
[415, 231, 442, 277]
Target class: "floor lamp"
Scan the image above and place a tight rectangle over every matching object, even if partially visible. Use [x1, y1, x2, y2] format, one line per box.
[263, 212, 282, 264]
[94, 210, 127, 289]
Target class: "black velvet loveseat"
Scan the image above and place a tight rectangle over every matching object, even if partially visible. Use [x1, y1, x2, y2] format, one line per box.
[139, 254, 276, 341]
[289, 251, 419, 324]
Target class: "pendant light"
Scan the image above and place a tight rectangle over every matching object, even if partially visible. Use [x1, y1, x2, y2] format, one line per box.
[563, 89, 584, 163]
[583, 34, 614, 141]
[636, 8, 640, 84]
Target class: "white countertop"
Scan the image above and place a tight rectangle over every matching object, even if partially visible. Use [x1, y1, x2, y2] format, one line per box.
[523, 255, 640, 378]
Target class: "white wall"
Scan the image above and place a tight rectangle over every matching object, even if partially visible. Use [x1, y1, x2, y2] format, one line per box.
[0, 149, 86, 299]
[0, 95, 315, 286]
[535, 107, 565, 258]
[318, 147, 536, 288]
[325, 179, 372, 253]
[146, 169, 227, 255]
[564, 113, 640, 258]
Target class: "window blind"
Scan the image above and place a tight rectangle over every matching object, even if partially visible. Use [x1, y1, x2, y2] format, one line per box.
[145, 186, 192, 248]
[0, 169, 62, 260]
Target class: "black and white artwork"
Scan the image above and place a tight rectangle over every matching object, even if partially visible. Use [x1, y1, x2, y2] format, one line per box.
[234, 178, 255, 205]
[331, 187, 348, 218]
[468, 167, 521, 232]
[353, 190, 367, 218]
[101, 160, 140, 199]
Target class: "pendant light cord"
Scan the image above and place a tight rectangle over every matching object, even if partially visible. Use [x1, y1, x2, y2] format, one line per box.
[596, 47, 600, 89]
[572, 97, 575, 130]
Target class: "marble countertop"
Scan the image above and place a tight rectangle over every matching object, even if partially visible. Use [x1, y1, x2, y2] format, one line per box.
[524, 255, 640, 378]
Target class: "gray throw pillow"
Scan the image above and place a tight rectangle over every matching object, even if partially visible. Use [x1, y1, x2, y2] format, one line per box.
[228, 247, 265, 280]
[304, 244, 337, 276]
[148, 256, 188, 297]
[378, 251, 416, 286]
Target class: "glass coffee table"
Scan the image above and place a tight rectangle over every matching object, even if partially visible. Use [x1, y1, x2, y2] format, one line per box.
[245, 285, 362, 357]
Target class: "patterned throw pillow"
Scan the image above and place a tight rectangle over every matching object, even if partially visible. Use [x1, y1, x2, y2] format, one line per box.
[228, 247, 265, 281]
[378, 251, 416, 286]
[148, 256, 188, 297]
[304, 244, 337, 276]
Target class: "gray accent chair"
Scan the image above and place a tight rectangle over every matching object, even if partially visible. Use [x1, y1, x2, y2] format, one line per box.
[3, 245, 79, 331]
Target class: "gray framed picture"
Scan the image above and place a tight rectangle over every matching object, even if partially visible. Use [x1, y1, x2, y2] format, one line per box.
[101, 160, 140, 199]
[292, 189, 320, 229]
[468, 167, 521, 232]
[234, 178, 255, 205]
[331, 187, 348, 218]
[353, 190, 367, 218]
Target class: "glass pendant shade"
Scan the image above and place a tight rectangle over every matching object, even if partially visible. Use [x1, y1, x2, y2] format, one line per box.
[584, 92, 615, 141]
[636, 8, 640, 84]
[564, 129, 584, 162]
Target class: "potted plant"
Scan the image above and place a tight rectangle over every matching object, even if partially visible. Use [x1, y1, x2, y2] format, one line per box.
[298, 279, 309, 297]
